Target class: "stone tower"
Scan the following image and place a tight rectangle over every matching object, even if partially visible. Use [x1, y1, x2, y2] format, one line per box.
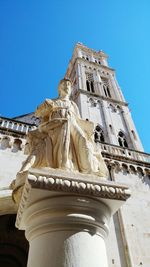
[0, 43, 149, 267]
[66, 43, 143, 152]
[65, 43, 150, 267]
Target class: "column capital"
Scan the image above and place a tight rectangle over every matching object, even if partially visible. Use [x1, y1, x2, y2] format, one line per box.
[14, 168, 130, 228]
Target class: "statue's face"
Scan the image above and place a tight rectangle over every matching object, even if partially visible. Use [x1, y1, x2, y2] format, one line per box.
[59, 80, 71, 97]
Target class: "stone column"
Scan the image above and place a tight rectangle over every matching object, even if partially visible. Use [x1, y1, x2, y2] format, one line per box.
[77, 62, 83, 90]
[94, 70, 101, 94]
[14, 168, 130, 267]
[80, 64, 87, 91]
[100, 100, 113, 143]
[121, 106, 144, 151]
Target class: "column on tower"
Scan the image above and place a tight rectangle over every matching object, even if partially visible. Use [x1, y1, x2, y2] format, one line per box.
[94, 70, 102, 95]
[109, 73, 125, 102]
[99, 100, 113, 144]
[76, 62, 82, 90]
[76, 62, 86, 91]
[121, 106, 144, 151]
[113, 74, 126, 102]
[106, 103, 119, 145]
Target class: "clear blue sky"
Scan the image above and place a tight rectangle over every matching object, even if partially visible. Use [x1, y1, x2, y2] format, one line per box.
[0, 0, 150, 152]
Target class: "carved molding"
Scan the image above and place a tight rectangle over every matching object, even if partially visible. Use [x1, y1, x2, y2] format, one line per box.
[102, 150, 150, 169]
[78, 89, 128, 106]
[27, 174, 130, 200]
[15, 182, 31, 228]
[15, 168, 131, 228]
[22, 169, 131, 200]
[105, 159, 150, 176]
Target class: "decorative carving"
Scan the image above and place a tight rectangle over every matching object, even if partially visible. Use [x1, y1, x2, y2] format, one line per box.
[103, 159, 149, 178]
[27, 170, 130, 200]
[94, 125, 105, 143]
[15, 169, 131, 227]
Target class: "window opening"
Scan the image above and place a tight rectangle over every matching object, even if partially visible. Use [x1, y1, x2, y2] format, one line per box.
[118, 131, 128, 148]
[1, 137, 10, 150]
[12, 139, 22, 152]
[101, 77, 111, 98]
[103, 85, 107, 97]
[86, 80, 90, 92]
[94, 125, 105, 143]
[91, 81, 94, 93]
[86, 73, 95, 93]
[107, 87, 111, 98]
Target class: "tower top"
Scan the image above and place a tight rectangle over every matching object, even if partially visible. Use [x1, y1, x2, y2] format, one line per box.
[75, 42, 108, 58]
[66, 43, 113, 80]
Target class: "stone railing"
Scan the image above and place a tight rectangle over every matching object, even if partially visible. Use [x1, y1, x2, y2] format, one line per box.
[99, 143, 150, 164]
[0, 117, 36, 134]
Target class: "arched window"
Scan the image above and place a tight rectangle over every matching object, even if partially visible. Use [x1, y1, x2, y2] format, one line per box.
[12, 139, 22, 152]
[1, 137, 10, 150]
[94, 125, 105, 143]
[86, 73, 95, 93]
[101, 77, 111, 98]
[118, 131, 128, 148]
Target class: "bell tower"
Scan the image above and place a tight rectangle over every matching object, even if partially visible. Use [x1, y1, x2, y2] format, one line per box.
[65, 43, 150, 267]
[65, 42, 143, 152]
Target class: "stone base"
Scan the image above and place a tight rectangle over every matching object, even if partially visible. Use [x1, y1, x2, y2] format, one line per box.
[14, 168, 131, 267]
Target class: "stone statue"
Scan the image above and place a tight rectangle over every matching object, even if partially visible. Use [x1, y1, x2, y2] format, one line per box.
[19, 78, 108, 177]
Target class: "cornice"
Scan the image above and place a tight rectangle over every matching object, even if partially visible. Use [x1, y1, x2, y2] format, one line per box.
[77, 89, 128, 107]
[75, 43, 109, 58]
[0, 128, 26, 138]
[15, 168, 131, 228]
[0, 116, 36, 126]
[66, 56, 115, 78]
[103, 152, 150, 169]
[27, 168, 130, 201]
[76, 57, 115, 72]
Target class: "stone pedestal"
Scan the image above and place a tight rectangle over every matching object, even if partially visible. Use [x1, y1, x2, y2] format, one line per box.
[14, 168, 130, 267]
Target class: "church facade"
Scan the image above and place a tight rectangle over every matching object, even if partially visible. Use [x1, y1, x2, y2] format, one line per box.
[0, 43, 150, 266]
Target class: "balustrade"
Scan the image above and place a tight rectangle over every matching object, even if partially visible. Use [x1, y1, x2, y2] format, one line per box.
[100, 143, 150, 164]
[0, 117, 36, 134]
[0, 117, 150, 163]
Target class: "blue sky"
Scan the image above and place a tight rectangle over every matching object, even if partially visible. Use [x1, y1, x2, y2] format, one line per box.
[0, 0, 150, 152]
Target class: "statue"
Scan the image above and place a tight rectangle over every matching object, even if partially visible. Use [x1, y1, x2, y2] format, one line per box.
[19, 78, 108, 177]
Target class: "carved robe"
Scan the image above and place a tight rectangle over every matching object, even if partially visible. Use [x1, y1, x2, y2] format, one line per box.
[25, 97, 108, 177]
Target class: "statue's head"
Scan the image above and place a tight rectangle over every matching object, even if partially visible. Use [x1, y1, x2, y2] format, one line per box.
[58, 78, 72, 97]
